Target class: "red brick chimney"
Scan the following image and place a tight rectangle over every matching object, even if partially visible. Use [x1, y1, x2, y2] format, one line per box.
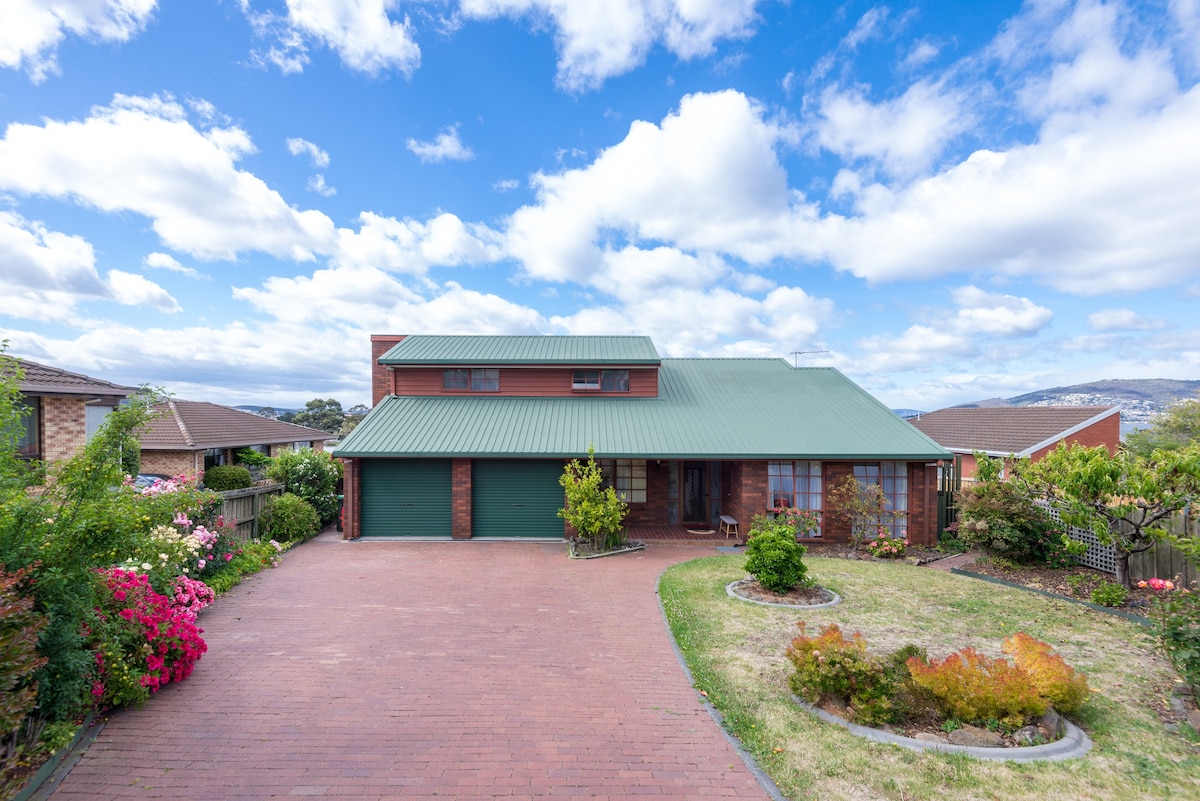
[370, 335, 406, 406]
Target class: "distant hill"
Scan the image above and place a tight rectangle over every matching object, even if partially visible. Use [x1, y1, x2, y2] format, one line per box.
[957, 379, 1200, 431]
[232, 405, 299, 417]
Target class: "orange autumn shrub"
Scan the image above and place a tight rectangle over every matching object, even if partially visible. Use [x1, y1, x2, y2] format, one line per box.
[906, 647, 1047, 729]
[1002, 632, 1089, 714]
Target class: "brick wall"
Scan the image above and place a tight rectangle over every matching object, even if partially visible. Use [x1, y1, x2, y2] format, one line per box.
[140, 450, 200, 478]
[340, 458, 359, 539]
[371, 335, 406, 406]
[1029, 413, 1122, 461]
[41, 396, 88, 463]
[452, 459, 472, 539]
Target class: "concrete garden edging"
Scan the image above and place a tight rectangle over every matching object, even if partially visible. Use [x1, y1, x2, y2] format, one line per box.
[726, 580, 842, 609]
[793, 697, 1093, 762]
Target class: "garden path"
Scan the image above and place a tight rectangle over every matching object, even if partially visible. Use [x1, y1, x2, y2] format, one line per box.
[49, 531, 772, 801]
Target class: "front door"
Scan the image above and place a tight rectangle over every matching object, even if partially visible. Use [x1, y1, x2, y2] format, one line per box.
[682, 462, 707, 523]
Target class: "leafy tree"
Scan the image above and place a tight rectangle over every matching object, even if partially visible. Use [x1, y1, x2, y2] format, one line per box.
[1125, 398, 1200, 459]
[558, 448, 627, 551]
[290, 398, 344, 434]
[826, 474, 903, 556]
[255, 406, 277, 419]
[338, 403, 369, 437]
[1014, 443, 1200, 587]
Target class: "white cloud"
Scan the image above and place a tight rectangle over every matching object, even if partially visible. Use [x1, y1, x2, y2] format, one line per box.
[843, 6, 888, 50]
[1087, 308, 1168, 331]
[144, 252, 204, 280]
[0, 0, 157, 82]
[286, 136, 330, 167]
[809, 80, 972, 176]
[0, 211, 178, 320]
[460, 0, 761, 91]
[0, 93, 336, 261]
[493, 178, 520, 192]
[244, 0, 421, 76]
[854, 287, 1052, 372]
[307, 174, 337, 196]
[405, 125, 475, 163]
[504, 90, 802, 282]
[332, 211, 499, 275]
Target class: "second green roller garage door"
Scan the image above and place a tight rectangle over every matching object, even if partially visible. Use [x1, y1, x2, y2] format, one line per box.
[472, 459, 565, 538]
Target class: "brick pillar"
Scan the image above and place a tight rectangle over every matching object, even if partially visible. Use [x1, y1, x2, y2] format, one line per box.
[341, 458, 360, 540]
[451, 458, 472, 539]
[370, 335, 406, 406]
[41, 396, 88, 463]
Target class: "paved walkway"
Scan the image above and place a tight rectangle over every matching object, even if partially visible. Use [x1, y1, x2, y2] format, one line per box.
[51, 533, 773, 800]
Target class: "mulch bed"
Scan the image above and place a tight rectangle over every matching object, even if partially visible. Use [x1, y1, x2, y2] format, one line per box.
[950, 555, 1161, 612]
[728, 579, 835, 606]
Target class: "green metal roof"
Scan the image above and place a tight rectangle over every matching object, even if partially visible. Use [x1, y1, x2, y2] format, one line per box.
[335, 358, 949, 461]
[378, 335, 661, 365]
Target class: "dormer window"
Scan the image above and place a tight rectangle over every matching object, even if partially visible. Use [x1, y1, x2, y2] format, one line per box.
[572, 370, 629, 392]
[442, 368, 500, 392]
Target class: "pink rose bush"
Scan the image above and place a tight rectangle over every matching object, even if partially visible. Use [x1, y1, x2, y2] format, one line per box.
[91, 568, 209, 707]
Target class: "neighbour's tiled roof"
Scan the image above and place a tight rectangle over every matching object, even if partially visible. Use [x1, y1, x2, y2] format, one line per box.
[379, 335, 662, 365]
[140, 399, 331, 450]
[4, 358, 134, 398]
[907, 406, 1119, 456]
[336, 358, 949, 460]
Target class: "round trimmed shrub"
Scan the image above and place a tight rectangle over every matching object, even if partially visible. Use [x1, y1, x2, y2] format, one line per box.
[201, 465, 252, 491]
[259, 493, 320, 543]
[744, 514, 812, 593]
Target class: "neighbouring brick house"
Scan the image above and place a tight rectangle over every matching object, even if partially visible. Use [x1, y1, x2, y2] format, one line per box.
[138, 399, 330, 478]
[907, 405, 1121, 482]
[5, 358, 133, 465]
[335, 335, 950, 545]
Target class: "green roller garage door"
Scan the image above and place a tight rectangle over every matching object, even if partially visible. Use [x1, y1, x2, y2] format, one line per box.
[360, 459, 452, 537]
[472, 459, 565, 538]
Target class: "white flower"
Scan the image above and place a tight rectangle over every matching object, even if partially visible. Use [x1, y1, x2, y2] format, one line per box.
[140, 562, 153, 571]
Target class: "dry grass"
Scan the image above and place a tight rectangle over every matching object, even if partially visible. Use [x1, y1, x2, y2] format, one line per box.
[658, 555, 1200, 801]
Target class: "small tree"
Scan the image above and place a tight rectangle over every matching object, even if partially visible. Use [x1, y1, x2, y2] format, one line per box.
[558, 449, 627, 551]
[744, 511, 816, 593]
[826, 474, 903, 556]
[1014, 444, 1200, 587]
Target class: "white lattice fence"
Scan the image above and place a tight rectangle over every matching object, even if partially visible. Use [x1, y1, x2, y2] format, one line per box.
[1039, 503, 1118, 574]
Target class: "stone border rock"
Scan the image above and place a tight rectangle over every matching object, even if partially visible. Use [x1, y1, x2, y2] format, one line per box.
[726, 580, 842, 609]
[792, 697, 1092, 762]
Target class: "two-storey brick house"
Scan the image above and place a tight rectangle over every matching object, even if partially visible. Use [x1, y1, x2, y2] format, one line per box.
[336, 335, 949, 545]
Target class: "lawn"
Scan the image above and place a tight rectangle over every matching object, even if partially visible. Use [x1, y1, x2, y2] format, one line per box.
[658, 554, 1200, 801]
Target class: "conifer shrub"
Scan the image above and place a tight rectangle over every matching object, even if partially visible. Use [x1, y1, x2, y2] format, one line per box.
[906, 648, 1048, 729]
[1001, 632, 1090, 714]
[786, 623, 901, 727]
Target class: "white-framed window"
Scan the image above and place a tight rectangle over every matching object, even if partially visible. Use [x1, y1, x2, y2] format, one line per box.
[598, 458, 647, 503]
[767, 460, 822, 535]
[572, 369, 630, 392]
[853, 462, 908, 538]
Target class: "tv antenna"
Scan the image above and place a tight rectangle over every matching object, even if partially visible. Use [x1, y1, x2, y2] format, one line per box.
[790, 350, 830, 367]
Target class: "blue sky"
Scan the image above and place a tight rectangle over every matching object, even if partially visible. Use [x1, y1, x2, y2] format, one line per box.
[2, 1, 1198, 411]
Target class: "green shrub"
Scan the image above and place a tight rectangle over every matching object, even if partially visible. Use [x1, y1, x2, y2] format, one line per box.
[266, 449, 341, 525]
[1090, 581, 1129, 607]
[744, 512, 813, 593]
[1143, 578, 1200, 696]
[233, 447, 272, 467]
[202, 465, 252, 491]
[786, 623, 900, 727]
[558, 449, 627, 551]
[955, 465, 1061, 563]
[259, 493, 320, 543]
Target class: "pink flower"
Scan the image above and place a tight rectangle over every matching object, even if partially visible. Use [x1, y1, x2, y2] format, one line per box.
[224, 553, 233, 562]
[119, 608, 135, 621]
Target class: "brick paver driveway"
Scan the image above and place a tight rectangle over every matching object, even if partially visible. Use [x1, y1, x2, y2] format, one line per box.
[52, 532, 774, 800]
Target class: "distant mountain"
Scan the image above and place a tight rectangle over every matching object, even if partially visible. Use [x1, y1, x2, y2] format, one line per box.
[232, 405, 299, 417]
[892, 408, 927, 419]
[958, 379, 1200, 431]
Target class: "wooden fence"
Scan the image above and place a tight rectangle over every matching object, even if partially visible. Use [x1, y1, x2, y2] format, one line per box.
[1043, 502, 1199, 586]
[216, 483, 284, 541]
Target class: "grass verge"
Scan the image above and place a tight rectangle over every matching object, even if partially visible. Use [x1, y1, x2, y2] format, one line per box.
[658, 555, 1200, 801]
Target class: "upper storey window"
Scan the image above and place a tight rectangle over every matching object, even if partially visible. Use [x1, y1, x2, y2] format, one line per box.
[572, 369, 630, 392]
[442, 368, 500, 392]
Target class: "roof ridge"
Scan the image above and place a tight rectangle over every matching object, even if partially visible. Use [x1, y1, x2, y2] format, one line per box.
[166, 398, 195, 447]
